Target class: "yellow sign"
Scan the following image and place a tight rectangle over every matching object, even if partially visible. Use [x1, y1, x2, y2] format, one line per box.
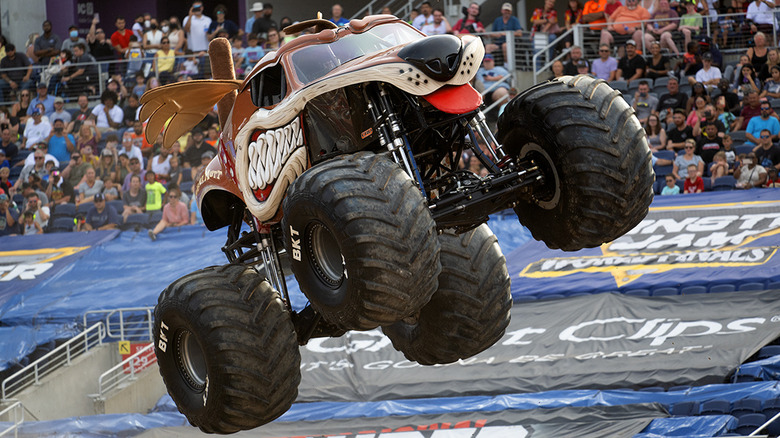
[118, 341, 130, 355]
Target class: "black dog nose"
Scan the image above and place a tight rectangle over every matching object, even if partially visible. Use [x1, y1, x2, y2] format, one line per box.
[398, 34, 463, 82]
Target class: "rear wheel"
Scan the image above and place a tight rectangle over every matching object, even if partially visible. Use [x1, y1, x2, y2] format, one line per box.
[497, 75, 654, 251]
[383, 224, 511, 365]
[153, 265, 300, 434]
[282, 151, 441, 331]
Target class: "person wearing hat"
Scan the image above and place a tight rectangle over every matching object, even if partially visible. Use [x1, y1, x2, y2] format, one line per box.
[251, 3, 277, 41]
[0, 44, 33, 102]
[245, 2, 264, 35]
[24, 142, 60, 168]
[575, 58, 591, 76]
[0, 193, 20, 236]
[22, 107, 52, 150]
[183, 129, 216, 168]
[615, 39, 646, 83]
[49, 97, 72, 125]
[599, 0, 649, 50]
[61, 24, 89, 55]
[678, 1, 702, 51]
[12, 148, 49, 193]
[477, 54, 511, 104]
[492, 3, 523, 50]
[79, 192, 120, 231]
[690, 52, 721, 90]
[28, 82, 56, 116]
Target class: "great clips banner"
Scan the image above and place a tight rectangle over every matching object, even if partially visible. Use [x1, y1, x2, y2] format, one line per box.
[295, 290, 780, 402]
[508, 190, 780, 296]
[0, 230, 118, 307]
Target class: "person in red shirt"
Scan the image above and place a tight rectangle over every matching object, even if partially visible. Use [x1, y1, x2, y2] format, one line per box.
[684, 164, 704, 193]
[110, 17, 133, 57]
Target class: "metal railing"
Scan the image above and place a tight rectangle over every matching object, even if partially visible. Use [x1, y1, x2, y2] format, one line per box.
[529, 10, 779, 82]
[0, 400, 24, 438]
[93, 343, 156, 399]
[1, 323, 105, 400]
[82, 307, 155, 342]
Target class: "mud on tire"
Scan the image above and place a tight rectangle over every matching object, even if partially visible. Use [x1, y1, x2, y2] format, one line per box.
[153, 265, 301, 434]
[382, 224, 511, 365]
[497, 75, 654, 251]
[282, 151, 441, 331]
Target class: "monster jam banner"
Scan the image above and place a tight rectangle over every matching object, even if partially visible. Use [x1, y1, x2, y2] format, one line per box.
[0, 231, 118, 307]
[507, 190, 780, 296]
[138, 404, 668, 438]
[295, 290, 780, 402]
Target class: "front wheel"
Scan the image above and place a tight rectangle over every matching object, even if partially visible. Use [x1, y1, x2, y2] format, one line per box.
[282, 151, 441, 331]
[382, 224, 512, 365]
[153, 265, 301, 434]
[497, 75, 654, 251]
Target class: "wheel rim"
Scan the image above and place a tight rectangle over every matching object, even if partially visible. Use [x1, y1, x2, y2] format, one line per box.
[520, 142, 561, 210]
[177, 330, 207, 390]
[307, 222, 345, 288]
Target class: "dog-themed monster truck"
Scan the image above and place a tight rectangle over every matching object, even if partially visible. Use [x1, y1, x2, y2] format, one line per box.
[141, 15, 653, 433]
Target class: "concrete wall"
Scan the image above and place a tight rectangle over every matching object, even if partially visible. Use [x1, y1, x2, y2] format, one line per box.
[101, 363, 166, 415]
[0, 0, 47, 49]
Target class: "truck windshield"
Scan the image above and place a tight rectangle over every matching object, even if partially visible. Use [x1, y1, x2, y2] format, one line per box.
[292, 24, 422, 85]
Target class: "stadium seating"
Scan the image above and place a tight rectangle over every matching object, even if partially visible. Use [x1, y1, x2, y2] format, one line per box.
[611, 80, 628, 94]
[712, 176, 737, 191]
[108, 200, 124, 214]
[738, 282, 765, 292]
[730, 131, 748, 143]
[709, 283, 736, 293]
[757, 346, 780, 361]
[625, 289, 651, 296]
[52, 203, 76, 218]
[731, 398, 763, 419]
[76, 202, 94, 215]
[651, 287, 678, 296]
[48, 217, 75, 233]
[671, 400, 700, 416]
[700, 399, 731, 415]
[734, 413, 766, 435]
[680, 285, 707, 295]
[735, 144, 754, 156]
[653, 76, 670, 89]
[122, 213, 151, 231]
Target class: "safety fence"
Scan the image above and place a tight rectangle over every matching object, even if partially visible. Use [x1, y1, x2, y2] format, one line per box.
[83, 307, 155, 343]
[0, 323, 105, 400]
[0, 400, 23, 437]
[92, 343, 156, 400]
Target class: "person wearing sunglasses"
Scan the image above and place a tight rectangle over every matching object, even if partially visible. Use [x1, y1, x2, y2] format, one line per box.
[752, 128, 780, 170]
[148, 187, 190, 241]
[672, 138, 705, 180]
[745, 101, 780, 145]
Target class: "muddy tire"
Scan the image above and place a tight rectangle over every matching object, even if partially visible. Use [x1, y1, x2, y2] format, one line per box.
[497, 75, 654, 251]
[153, 265, 300, 434]
[382, 224, 511, 365]
[282, 151, 441, 331]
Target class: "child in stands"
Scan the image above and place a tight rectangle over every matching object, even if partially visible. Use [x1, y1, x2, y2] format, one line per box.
[662, 174, 680, 195]
[684, 163, 704, 193]
[710, 151, 730, 181]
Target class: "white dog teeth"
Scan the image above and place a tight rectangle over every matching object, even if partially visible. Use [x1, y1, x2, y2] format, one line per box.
[246, 119, 305, 191]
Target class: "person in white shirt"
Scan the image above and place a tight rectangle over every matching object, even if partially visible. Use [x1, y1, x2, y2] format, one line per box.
[23, 109, 52, 149]
[412, 2, 435, 30]
[691, 52, 722, 90]
[746, 0, 776, 33]
[89, 90, 123, 134]
[421, 8, 452, 35]
[183, 1, 212, 54]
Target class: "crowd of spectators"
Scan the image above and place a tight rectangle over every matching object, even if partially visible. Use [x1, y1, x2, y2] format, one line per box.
[2, 1, 780, 237]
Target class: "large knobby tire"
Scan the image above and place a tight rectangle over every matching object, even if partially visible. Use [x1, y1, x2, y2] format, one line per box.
[497, 75, 654, 251]
[382, 224, 512, 365]
[153, 265, 301, 434]
[282, 151, 441, 331]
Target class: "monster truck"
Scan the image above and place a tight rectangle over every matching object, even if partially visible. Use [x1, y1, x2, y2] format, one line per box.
[140, 15, 653, 433]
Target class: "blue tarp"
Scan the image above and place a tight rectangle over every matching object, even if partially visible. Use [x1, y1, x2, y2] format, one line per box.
[507, 190, 780, 298]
